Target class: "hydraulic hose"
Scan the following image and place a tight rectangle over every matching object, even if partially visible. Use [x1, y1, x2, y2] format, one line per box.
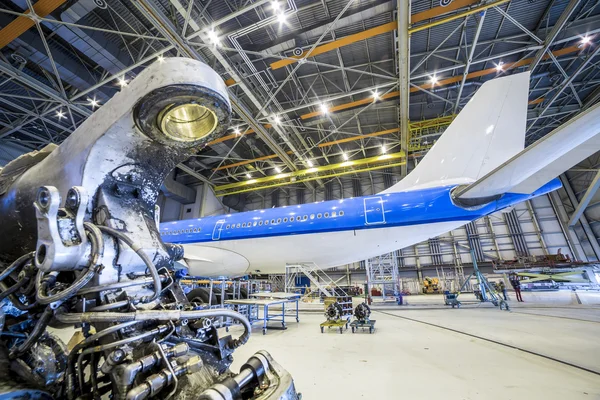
[56, 308, 251, 349]
[96, 225, 161, 302]
[35, 223, 103, 305]
[0, 252, 34, 282]
[9, 305, 54, 358]
[0, 280, 38, 311]
[0, 275, 30, 302]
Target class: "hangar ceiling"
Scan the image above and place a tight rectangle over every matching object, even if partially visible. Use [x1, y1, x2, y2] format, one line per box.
[0, 0, 599, 206]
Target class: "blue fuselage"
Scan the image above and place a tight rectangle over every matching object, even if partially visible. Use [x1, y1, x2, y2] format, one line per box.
[160, 179, 561, 245]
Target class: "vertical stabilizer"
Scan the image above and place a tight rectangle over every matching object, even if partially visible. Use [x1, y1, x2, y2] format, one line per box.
[383, 72, 530, 193]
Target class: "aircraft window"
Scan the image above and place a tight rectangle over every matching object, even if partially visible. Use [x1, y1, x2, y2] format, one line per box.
[310, 214, 315, 220]
[253, 222, 257, 227]
[339, 211, 344, 216]
[317, 213, 322, 219]
[247, 222, 252, 227]
[324, 212, 329, 218]
[265, 220, 270, 225]
[271, 219, 275, 224]
[303, 215, 308, 221]
[226, 225, 230, 229]
[277, 218, 282, 224]
[259, 221, 263, 226]
[236, 223, 241, 228]
[242, 223, 246, 227]
[296, 216, 301, 221]
[332, 211, 337, 217]
[283, 218, 288, 223]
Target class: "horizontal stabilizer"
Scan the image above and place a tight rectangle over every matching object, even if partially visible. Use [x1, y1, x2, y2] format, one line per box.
[454, 102, 600, 199]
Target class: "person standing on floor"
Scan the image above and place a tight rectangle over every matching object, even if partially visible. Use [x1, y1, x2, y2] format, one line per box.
[498, 280, 508, 301]
[509, 273, 523, 302]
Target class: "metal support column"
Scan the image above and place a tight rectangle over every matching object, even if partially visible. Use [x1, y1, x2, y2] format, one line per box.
[397, 0, 410, 177]
[560, 175, 600, 259]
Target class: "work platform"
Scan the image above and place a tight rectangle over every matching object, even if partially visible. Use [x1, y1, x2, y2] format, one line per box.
[226, 292, 300, 335]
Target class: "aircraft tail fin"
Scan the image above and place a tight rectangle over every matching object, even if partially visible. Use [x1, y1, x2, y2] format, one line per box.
[383, 72, 530, 193]
[453, 101, 600, 200]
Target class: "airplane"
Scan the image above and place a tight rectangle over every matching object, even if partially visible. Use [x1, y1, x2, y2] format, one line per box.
[160, 71, 600, 277]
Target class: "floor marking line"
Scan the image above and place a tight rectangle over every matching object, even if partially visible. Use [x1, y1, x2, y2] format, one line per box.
[374, 310, 600, 377]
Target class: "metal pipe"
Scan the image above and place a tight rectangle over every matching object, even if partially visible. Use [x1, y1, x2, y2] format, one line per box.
[56, 308, 251, 348]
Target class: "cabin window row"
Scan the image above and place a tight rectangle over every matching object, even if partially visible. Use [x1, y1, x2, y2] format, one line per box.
[162, 227, 201, 235]
[224, 210, 344, 230]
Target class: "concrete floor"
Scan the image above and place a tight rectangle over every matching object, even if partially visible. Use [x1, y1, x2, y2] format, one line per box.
[229, 306, 600, 400]
[49, 294, 600, 399]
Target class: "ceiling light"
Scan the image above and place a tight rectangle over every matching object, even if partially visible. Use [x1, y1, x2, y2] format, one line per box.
[274, 166, 281, 173]
[429, 75, 438, 85]
[207, 29, 220, 46]
[271, 1, 280, 10]
[320, 103, 328, 114]
[117, 76, 128, 87]
[157, 55, 165, 63]
[307, 160, 314, 167]
[581, 35, 591, 45]
[277, 12, 287, 24]
[88, 97, 99, 109]
[342, 153, 349, 161]
[381, 145, 386, 154]
[272, 115, 281, 124]
[495, 62, 504, 71]
[246, 173, 252, 178]
[372, 91, 380, 101]
[234, 126, 241, 135]
[56, 110, 64, 119]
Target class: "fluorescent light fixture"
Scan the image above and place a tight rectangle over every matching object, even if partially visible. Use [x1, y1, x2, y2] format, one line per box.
[157, 55, 165, 63]
[320, 103, 328, 114]
[277, 12, 287, 24]
[56, 110, 64, 119]
[272, 115, 281, 124]
[246, 173, 251, 178]
[274, 166, 281, 173]
[429, 75, 438, 85]
[495, 62, 504, 71]
[307, 159, 314, 167]
[381, 145, 386, 154]
[118, 76, 128, 87]
[234, 126, 241, 135]
[581, 35, 591, 45]
[342, 153, 349, 161]
[372, 91, 380, 101]
[271, 1, 280, 10]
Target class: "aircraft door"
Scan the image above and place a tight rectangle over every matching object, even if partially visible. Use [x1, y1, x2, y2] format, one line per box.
[212, 220, 225, 240]
[363, 197, 386, 225]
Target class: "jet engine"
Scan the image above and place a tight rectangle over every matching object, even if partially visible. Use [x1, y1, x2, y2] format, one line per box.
[324, 302, 343, 321]
[353, 303, 371, 322]
[0, 58, 298, 400]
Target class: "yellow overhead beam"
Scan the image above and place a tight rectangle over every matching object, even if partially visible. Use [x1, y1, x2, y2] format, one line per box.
[214, 151, 406, 196]
[270, 0, 481, 70]
[0, 0, 66, 49]
[409, 0, 510, 34]
[299, 45, 581, 120]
